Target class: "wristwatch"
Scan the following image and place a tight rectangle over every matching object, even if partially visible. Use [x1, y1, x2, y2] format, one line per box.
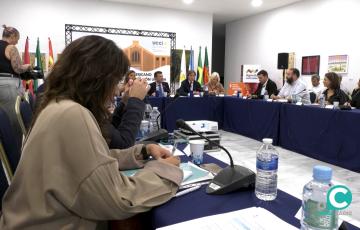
[141, 145, 150, 160]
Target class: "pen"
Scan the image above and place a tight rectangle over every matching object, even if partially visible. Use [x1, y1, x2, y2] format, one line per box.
[175, 185, 201, 197]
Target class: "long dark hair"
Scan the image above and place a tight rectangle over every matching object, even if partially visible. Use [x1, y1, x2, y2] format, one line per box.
[325, 72, 340, 90]
[32, 35, 129, 138]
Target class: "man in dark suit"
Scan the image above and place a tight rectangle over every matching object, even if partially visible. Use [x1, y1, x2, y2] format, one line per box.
[177, 70, 203, 96]
[147, 71, 170, 96]
[252, 70, 278, 99]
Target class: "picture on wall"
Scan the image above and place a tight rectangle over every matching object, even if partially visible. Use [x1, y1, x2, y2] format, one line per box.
[241, 64, 260, 83]
[301, 55, 320, 75]
[328, 55, 348, 74]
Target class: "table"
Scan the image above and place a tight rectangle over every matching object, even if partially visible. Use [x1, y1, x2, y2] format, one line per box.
[279, 104, 360, 172]
[145, 96, 360, 172]
[151, 154, 358, 229]
[151, 97, 224, 132]
[223, 98, 281, 145]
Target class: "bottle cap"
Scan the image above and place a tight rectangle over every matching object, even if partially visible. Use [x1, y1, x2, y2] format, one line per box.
[153, 107, 158, 110]
[313, 165, 332, 182]
[262, 138, 273, 144]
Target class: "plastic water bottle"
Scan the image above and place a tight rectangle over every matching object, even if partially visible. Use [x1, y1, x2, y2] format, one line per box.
[144, 104, 152, 120]
[236, 88, 241, 98]
[204, 85, 209, 97]
[301, 166, 338, 230]
[255, 138, 279, 201]
[319, 94, 325, 108]
[138, 120, 150, 139]
[149, 107, 160, 132]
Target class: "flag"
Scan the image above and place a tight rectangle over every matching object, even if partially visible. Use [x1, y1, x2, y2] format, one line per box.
[179, 47, 186, 84]
[34, 38, 43, 92]
[23, 37, 34, 95]
[188, 46, 194, 72]
[197, 46, 203, 85]
[48, 37, 54, 70]
[203, 46, 209, 85]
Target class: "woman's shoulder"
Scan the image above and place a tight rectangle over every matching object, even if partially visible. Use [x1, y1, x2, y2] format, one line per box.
[42, 100, 95, 121]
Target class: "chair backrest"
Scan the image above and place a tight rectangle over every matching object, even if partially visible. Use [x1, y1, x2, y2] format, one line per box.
[310, 92, 317, 103]
[0, 107, 21, 173]
[24, 91, 35, 112]
[0, 153, 10, 211]
[15, 96, 33, 136]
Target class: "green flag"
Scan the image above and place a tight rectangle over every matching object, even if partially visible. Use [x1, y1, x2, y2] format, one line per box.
[34, 38, 43, 92]
[197, 46, 203, 85]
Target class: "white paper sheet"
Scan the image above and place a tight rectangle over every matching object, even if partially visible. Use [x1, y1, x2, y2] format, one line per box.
[157, 207, 297, 230]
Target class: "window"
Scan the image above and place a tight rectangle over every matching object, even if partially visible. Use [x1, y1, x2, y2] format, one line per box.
[132, 51, 140, 63]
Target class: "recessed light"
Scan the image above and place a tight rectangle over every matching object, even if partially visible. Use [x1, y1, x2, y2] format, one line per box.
[251, 0, 263, 7]
[183, 0, 194, 4]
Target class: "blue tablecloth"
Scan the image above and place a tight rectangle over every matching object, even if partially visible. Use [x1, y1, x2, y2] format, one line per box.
[223, 98, 281, 145]
[162, 97, 224, 132]
[151, 154, 358, 230]
[279, 104, 360, 172]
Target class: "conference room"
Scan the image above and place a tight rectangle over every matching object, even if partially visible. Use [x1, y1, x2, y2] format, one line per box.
[0, 0, 359, 229]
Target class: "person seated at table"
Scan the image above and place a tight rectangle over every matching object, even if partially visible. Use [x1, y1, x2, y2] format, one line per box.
[321, 72, 348, 105]
[109, 77, 146, 149]
[349, 79, 360, 108]
[308, 74, 324, 99]
[252, 70, 277, 99]
[271, 68, 310, 104]
[177, 70, 203, 96]
[205, 72, 225, 95]
[118, 70, 136, 95]
[0, 35, 183, 230]
[147, 70, 170, 97]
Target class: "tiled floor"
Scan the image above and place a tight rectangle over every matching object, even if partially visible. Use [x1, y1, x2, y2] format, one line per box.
[206, 130, 360, 227]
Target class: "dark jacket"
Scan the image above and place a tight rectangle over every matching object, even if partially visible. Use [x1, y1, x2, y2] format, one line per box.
[254, 78, 278, 98]
[147, 81, 170, 96]
[323, 88, 349, 105]
[351, 89, 360, 108]
[177, 80, 203, 96]
[109, 97, 145, 149]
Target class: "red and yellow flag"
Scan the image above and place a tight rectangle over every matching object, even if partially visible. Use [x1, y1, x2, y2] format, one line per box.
[203, 46, 209, 85]
[48, 37, 54, 70]
[23, 37, 34, 95]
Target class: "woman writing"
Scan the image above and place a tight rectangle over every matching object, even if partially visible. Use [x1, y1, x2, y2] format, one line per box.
[0, 35, 182, 230]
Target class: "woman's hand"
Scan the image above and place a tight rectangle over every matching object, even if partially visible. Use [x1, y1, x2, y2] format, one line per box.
[129, 78, 148, 100]
[146, 144, 171, 159]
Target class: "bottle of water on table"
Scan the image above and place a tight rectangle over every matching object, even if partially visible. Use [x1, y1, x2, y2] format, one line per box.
[319, 94, 325, 108]
[301, 165, 338, 230]
[149, 107, 160, 132]
[255, 138, 278, 201]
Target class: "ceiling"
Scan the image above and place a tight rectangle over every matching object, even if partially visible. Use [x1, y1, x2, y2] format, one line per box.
[103, 0, 304, 24]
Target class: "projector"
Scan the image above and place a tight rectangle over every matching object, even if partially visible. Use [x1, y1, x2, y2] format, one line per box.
[184, 120, 218, 132]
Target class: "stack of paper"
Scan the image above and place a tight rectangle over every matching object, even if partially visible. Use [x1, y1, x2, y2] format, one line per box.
[157, 207, 297, 230]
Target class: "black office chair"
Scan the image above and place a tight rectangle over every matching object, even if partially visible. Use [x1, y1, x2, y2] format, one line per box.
[0, 107, 22, 174]
[0, 151, 10, 211]
[25, 91, 35, 112]
[310, 92, 317, 104]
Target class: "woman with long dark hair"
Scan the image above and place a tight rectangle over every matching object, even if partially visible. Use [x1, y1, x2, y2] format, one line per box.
[322, 72, 348, 105]
[0, 35, 182, 229]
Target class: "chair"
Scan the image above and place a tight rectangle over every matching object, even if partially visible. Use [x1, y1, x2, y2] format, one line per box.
[0, 147, 10, 211]
[24, 91, 35, 112]
[310, 92, 317, 103]
[0, 107, 22, 174]
[15, 96, 33, 137]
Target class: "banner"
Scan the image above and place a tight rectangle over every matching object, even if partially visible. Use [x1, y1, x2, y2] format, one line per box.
[72, 32, 171, 84]
[242, 64, 260, 83]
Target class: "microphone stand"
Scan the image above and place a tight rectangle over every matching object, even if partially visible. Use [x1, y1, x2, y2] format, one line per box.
[176, 119, 255, 195]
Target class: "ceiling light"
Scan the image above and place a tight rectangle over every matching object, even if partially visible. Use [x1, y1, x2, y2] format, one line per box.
[251, 0, 263, 7]
[183, 0, 194, 4]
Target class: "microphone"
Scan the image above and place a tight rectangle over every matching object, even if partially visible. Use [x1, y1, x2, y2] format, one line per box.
[176, 119, 255, 195]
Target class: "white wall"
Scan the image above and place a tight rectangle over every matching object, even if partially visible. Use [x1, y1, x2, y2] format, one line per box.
[0, 0, 212, 70]
[225, 0, 360, 92]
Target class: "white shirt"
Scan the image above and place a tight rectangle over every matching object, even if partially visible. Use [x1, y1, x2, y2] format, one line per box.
[309, 85, 324, 98]
[278, 79, 310, 104]
[260, 79, 269, 96]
